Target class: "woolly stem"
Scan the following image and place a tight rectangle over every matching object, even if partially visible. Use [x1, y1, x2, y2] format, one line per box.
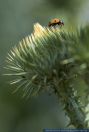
[53, 76, 87, 128]
[64, 95, 86, 128]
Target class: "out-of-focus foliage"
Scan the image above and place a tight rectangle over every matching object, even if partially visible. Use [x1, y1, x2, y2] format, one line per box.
[47, 0, 82, 13]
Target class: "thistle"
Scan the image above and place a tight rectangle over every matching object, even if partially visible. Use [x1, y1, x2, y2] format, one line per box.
[5, 23, 89, 128]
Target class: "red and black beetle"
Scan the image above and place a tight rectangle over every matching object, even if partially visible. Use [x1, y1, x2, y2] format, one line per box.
[48, 18, 64, 27]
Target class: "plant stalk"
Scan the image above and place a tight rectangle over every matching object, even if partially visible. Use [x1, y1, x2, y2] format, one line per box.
[53, 76, 87, 128]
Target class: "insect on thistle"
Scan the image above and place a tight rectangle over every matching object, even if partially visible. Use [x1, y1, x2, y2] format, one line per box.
[48, 18, 64, 27]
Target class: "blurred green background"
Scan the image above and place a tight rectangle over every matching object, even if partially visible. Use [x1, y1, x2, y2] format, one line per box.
[0, 0, 89, 131]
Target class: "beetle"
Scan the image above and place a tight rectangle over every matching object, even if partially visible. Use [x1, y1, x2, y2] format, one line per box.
[48, 18, 64, 27]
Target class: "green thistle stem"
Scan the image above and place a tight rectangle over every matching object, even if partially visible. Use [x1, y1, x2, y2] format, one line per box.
[53, 76, 87, 128]
[65, 96, 86, 128]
